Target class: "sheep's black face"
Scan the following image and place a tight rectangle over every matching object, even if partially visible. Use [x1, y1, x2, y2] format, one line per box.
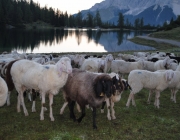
[102, 80, 113, 98]
[94, 77, 113, 98]
[112, 76, 123, 94]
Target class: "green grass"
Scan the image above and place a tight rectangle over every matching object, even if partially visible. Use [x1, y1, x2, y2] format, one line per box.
[1, 87, 180, 140]
[149, 27, 180, 42]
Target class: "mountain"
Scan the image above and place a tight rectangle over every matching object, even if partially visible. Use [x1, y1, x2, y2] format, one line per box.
[79, 0, 180, 26]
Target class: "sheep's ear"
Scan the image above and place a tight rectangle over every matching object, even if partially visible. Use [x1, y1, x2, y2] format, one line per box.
[56, 62, 63, 76]
[112, 76, 116, 84]
[94, 80, 103, 97]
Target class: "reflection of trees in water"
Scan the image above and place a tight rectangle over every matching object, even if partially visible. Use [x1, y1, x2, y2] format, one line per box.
[75, 30, 82, 45]
[86, 29, 93, 43]
[94, 31, 102, 45]
[0, 29, 152, 53]
[0, 29, 65, 52]
[116, 30, 123, 45]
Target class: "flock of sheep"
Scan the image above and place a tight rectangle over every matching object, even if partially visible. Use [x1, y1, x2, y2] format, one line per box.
[0, 50, 180, 129]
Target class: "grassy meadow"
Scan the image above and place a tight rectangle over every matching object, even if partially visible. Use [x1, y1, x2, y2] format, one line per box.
[1, 82, 180, 140]
[149, 27, 180, 42]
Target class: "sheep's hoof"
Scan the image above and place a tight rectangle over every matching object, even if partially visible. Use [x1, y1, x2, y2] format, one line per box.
[77, 118, 82, 123]
[24, 112, 29, 116]
[50, 118, 55, 121]
[43, 107, 47, 111]
[107, 117, 111, 120]
[40, 117, 44, 120]
[93, 125, 97, 129]
[101, 109, 104, 113]
[112, 116, 116, 120]
[32, 108, 36, 112]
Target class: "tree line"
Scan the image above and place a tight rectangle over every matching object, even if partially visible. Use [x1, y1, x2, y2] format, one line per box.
[0, 0, 179, 30]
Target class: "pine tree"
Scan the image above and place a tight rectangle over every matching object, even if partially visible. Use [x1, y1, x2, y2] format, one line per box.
[117, 12, 124, 29]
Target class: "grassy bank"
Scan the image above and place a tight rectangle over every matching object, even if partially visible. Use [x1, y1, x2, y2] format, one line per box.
[1, 86, 180, 140]
[129, 27, 180, 55]
[149, 27, 180, 42]
[129, 37, 180, 55]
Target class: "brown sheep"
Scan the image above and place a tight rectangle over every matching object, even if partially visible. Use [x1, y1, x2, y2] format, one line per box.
[63, 68, 114, 129]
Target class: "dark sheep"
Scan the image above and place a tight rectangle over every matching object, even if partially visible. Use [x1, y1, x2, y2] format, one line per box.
[63, 68, 114, 129]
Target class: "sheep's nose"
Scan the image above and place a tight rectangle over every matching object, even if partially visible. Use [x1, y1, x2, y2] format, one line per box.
[67, 69, 72, 74]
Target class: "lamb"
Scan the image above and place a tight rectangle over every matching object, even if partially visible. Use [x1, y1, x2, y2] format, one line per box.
[126, 69, 175, 108]
[6, 57, 72, 121]
[62, 68, 114, 129]
[0, 76, 8, 107]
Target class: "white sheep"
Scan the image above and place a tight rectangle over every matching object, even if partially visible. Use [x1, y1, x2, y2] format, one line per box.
[0, 76, 8, 107]
[80, 54, 114, 73]
[110, 59, 144, 76]
[7, 57, 72, 121]
[126, 69, 174, 108]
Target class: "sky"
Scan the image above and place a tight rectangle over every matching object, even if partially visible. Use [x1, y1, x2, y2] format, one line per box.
[33, 0, 104, 15]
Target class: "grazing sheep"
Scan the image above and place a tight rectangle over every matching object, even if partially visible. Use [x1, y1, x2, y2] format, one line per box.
[126, 69, 175, 108]
[62, 68, 114, 129]
[6, 57, 72, 121]
[0, 76, 8, 107]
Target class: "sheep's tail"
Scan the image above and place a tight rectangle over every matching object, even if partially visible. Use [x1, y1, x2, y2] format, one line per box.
[5, 59, 20, 91]
[0, 77, 8, 107]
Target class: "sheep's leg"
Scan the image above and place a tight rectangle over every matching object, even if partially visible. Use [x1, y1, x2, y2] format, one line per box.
[132, 94, 136, 106]
[147, 90, 153, 104]
[49, 93, 54, 121]
[106, 98, 111, 120]
[111, 99, 116, 120]
[68, 101, 76, 122]
[126, 92, 133, 107]
[17, 93, 21, 112]
[92, 107, 97, 129]
[6, 91, 11, 106]
[76, 102, 81, 112]
[40, 93, 46, 120]
[101, 101, 106, 113]
[28, 90, 32, 102]
[170, 89, 174, 101]
[20, 91, 29, 116]
[32, 90, 37, 112]
[60, 101, 68, 114]
[173, 90, 178, 103]
[77, 106, 85, 123]
[155, 91, 160, 108]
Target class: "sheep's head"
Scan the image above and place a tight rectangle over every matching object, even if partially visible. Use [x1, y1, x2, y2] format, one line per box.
[94, 74, 113, 98]
[56, 57, 72, 76]
[165, 70, 174, 83]
[112, 76, 124, 95]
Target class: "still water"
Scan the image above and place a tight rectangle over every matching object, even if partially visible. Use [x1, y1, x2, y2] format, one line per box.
[0, 28, 155, 53]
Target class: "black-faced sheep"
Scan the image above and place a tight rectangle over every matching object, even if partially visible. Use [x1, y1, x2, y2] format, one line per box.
[62, 68, 114, 129]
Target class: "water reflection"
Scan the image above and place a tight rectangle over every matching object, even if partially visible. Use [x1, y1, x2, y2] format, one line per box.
[0, 29, 155, 53]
